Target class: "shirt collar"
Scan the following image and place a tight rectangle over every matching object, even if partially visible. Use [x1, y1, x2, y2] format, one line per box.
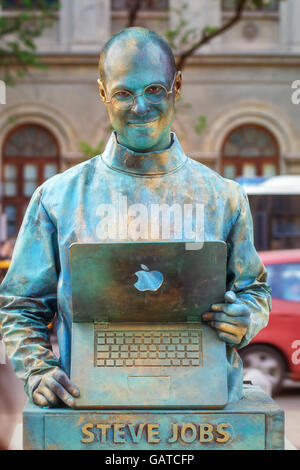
[101, 132, 187, 176]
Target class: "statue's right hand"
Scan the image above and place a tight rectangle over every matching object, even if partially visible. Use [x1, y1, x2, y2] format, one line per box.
[32, 367, 80, 408]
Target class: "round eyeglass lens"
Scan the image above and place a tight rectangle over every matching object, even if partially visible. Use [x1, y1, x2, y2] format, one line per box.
[111, 91, 134, 109]
[144, 85, 167, 104]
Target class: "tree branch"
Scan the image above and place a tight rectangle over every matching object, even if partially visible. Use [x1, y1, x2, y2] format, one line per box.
[0, 18, 22, 38]
[176, 0, 248, 70]
[126, 0, 143, 27]
[0, 0, 58, 83]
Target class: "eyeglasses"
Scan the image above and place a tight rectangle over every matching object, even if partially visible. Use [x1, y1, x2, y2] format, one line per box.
[100, 72, 179, 111]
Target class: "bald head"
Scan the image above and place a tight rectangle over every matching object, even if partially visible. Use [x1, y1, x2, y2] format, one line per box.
[99, 27, 176, 85]
[97, 27, 182, 153]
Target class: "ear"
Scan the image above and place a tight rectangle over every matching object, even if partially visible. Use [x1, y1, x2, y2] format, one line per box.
[174, 71, 182, 101]
[97, 79, 107, 103]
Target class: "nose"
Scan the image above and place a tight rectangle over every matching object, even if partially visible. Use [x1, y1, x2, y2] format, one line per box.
[131, 94, 150, 114]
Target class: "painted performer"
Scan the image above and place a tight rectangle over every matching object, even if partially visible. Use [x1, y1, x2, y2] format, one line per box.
[0, 28, 271, 407]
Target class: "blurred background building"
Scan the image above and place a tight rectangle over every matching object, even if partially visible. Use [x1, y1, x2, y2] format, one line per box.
[0, 0, 300, 253]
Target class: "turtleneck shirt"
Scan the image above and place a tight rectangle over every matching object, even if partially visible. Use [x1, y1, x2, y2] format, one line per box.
[0, 132, 271, 402]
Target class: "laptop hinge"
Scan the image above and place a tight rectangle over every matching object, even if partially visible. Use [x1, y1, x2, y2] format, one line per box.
[94, 321, 109, 329]
[187, 316, 201, 323]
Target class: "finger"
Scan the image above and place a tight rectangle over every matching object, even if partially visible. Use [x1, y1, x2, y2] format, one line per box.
[225, 291, 237, 304]
[202, 312, 216, 321]
[203, 312, 249, 326]
[203, 312, 231, 323]
[210, 321, 247, 344]
[32, 391, 50, 408]
[41, 386, 60, 407]
[45, 376, 76, 408]
[209, 321, 239, 336]
[53, 369, 80, 397]
[210, 303, 249, 316]
[217, 331, 239, 345]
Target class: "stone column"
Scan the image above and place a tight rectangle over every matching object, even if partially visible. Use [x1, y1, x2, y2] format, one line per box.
[60, 0, 111, 53]
[280, 0, 300, 52]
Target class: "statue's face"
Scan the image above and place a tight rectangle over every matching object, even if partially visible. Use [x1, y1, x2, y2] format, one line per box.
[98, 39, 181, 152]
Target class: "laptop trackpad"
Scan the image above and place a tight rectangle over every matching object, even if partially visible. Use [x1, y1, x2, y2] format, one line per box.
[127, 376, 170, 401]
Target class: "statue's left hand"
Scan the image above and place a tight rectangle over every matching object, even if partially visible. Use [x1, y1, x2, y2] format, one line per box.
[202, 291, 251, 345]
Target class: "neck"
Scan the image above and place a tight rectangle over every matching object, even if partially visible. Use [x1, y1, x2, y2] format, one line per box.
[101, 131, 187, 176]
[116, 131, 172, 154]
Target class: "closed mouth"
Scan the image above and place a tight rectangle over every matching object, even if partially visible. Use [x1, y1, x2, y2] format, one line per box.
[128, 118, 159, 126]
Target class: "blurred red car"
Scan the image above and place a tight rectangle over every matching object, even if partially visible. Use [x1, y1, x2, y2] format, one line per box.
[239, 249, 300, 394]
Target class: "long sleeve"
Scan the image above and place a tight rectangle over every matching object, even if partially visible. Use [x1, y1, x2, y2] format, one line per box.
[0, 186, 61, 397]
[226, 185, 272, 349]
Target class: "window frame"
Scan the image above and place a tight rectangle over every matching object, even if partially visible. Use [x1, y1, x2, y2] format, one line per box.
[1, 0, 59, 10]
[266, 262, 300, 302]
[2, 123, 60, 235]
[221, 0, 279, 12]
[221, 123, 280, 179]
[111, 0, 169, 11]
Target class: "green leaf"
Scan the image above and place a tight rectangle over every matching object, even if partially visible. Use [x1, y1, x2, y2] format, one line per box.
[16, 68, 26, 78]
[203, 25, 220, 36]
[195, 116, 207, 135]
[0, 0, 58, 85]
[8, 116, 19, 125]
[79, 140, 105, 160]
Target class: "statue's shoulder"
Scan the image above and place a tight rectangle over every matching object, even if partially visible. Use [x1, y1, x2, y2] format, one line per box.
[186, 157, 242, 193]
[40, 154, 102, 191]
[37, 155, 103, 209]
[185, 157, 247, 214]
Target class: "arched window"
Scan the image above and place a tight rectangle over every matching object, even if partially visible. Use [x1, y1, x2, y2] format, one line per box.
[112, 0, 168, 10]
[2, 124, 60, 236]
[2, 0, 58, 9]
[221, 124, 279, 180]
[222, 0, 278, 11]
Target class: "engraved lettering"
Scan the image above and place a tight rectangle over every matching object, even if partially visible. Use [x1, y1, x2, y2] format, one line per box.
[199, 424, 214, 442]
[128, 423, 146, 443]
[167, 423, 178, 443]
[81, 423, 95, 444]
[96, 423, 111, 443]
[113, 423, 126, 443]
[147, 423, 160, 443]
[216, 423, 232, 443]
[180, 423, 197, 443]
[80, 421, 234, 446]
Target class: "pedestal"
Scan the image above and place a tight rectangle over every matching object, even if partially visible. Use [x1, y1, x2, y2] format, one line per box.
[23, 385, 284, 450]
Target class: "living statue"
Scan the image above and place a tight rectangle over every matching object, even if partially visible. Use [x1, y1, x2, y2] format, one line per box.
[0, 28, 271, 409]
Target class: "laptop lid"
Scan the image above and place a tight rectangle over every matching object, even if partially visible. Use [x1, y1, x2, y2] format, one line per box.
[70, 241, 227, 323]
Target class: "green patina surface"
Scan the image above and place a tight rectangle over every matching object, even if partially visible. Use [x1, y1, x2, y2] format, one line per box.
[70, 241, 227, 323]
[23, 385, 284, 450]
[0, 28, 273, 432]
[0, 130, 271, 403]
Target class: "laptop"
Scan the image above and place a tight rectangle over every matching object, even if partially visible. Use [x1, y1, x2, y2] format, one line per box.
[70, 241, 228, 409]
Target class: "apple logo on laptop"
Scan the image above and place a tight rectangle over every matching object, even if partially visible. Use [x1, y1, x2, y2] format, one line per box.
[134, 264, 164, 292]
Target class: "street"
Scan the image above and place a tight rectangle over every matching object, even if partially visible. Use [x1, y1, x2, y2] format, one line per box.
[277, 380, 300, 449]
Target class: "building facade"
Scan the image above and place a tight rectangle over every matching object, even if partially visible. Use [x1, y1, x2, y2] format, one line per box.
[1, 0, 300, 246]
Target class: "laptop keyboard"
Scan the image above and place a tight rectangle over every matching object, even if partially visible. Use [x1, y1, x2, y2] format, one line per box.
[95, 330, 203, 367]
